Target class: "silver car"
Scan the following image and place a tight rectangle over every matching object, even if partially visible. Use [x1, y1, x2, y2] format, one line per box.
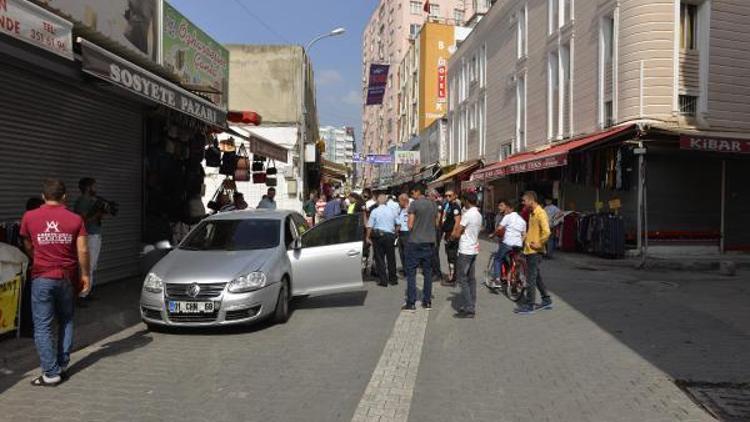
[140, 210, 364, 328]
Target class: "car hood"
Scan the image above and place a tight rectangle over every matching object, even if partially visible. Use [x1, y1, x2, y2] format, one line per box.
[151, 248, 276, 284]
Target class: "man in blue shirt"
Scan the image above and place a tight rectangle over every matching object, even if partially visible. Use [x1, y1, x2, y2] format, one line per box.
[366, 194, 399, 287]
[396, 193, 410, 274]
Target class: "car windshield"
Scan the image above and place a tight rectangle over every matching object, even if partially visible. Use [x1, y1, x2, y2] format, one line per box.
[180, 219, 280, 251]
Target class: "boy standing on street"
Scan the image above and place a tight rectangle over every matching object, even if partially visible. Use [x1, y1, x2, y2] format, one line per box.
[21, 179, 90, 386]
[515, 191, 553, 315]
[452, 192, 482, 318]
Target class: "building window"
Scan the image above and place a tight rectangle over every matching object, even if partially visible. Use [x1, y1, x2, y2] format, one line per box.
[516, 74, 527, 151]
[548, 0, 559, 34]
[603, 16, 614, 63]
[480, 44, 487, 87]
[548, 52, 559, 139]
[680, 2, 698, 50]
[679, 95, 698, 115]
[603, 101, 613, 127]
[409, 24, 421, 39]
[410, 1, 421, 15]
[516, 5, 527, 59]
[429, 4, 440, 17]
[454, 9, 465, 23]
[561, 44, 571, 136]
[470, 54, 478, 82]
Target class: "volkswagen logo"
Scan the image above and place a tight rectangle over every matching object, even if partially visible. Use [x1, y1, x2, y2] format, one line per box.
[186, 283, 201, 298]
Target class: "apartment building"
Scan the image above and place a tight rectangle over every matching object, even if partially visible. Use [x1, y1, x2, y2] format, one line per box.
[320, 126, 355, 165]
[448, 0, 750, 253]
[361, 0, 492, 186]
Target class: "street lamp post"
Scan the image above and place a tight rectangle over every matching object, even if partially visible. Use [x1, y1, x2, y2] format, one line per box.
[299, 27, 345, 200]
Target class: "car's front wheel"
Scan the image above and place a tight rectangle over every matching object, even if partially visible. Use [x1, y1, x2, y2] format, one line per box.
[272, 279, 290, 324]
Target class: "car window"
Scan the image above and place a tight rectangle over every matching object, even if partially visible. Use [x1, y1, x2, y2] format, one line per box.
[291, 213, 309, 236]
[284, 217, 295, 247]
[301, 214, 363, 248]
[180, 219, 280, 251]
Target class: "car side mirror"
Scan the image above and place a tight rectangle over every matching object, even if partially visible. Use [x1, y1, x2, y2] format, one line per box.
[293, 238, 302, 250]
[155, 240, 173, 251]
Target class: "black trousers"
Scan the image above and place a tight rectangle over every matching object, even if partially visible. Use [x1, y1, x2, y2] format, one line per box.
[398, 231, 410, 270]
[432, 231, 443, 278]
[373, 233, 397, 285]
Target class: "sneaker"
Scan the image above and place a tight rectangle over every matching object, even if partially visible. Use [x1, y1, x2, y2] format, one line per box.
[453, 311, 475, 319]
[536, 301, 553, 311]
[401, 304, 416, 312]
[513, 306, 535, 315]
[421, 302, 432, 310]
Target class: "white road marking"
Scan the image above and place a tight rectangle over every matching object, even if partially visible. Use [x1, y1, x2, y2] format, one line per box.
[351, 307, 430, 422]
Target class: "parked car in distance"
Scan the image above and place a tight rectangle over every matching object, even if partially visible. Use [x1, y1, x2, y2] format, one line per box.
[140, 210, 364, 328]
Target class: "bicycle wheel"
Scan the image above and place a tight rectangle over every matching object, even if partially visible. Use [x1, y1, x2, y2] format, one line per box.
[507, 256, 527, 302]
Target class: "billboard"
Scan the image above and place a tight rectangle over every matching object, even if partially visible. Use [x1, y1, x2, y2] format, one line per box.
[394, 150, 421, 166]
[365, 63, 389, 105]
[162, 1, 229, 109]
[419, 23, 455, 130]
[0, 0, 74, 60]
[38, 0, 159, 61]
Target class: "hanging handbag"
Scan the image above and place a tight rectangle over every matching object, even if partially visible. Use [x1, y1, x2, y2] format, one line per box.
[252, 161, 264, 172]
[220, 151, 238, 176]
[266, 160, 278, 176]
[265, 176, 278, 187]
[205, 138, 221, 167]
[234, 144, 251, 181]
[252, 172, 267, 184]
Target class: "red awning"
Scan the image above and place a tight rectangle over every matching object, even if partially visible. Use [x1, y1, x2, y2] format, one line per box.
[471, 124, 637, 181]
[227, 111, 262, 126]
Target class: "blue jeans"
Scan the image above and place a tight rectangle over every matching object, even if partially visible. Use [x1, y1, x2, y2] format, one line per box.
[405, 242, 433, 306]
[31, 278, 75, 377]
[491, 243, 513, 279]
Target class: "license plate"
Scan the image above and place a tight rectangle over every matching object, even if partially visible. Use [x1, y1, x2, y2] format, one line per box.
[168, 301, 215, 314]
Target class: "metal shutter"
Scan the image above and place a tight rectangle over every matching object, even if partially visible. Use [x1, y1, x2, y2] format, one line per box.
[0, 62, 143, 284]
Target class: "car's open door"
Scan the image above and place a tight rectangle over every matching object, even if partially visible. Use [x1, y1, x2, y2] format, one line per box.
[288, 214, 364, 296]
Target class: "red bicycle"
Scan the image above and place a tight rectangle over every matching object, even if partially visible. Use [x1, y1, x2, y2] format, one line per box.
[485, 247, 527, 302]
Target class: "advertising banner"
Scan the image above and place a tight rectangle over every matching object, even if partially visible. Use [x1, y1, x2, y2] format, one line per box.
[80, 38, 226, 126]
[0, 275, 22, 335]
[365, 154, 392, 164]
[38, 0, 159, 61]
[680, 135, 750, 154]
[0, 0, 73, 59]
[394, 150, 421, 166]
[162, 1, 229, 109]
[365, 64, 389, 105]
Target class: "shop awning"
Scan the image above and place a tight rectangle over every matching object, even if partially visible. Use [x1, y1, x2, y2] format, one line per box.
[79, 38, 227, 127]
[645, 124, 750, 154]
[228, 111, 262, 126]
[471, 124, 637, 181]
[413, 162, 442, 183]
[227, 125, 289, 163]
[428, 159, 482, 189]
[321, 158, 349, 180]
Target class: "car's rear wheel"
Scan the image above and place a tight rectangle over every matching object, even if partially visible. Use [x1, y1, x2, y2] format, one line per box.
[272, 279, 290, 324]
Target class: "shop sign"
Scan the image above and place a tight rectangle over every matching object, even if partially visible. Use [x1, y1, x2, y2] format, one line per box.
[488, 154, 567, 177]
[365, 64, 389, 105]
[352, 152, 364, 163]
[0, 275, 22, 335]
[680, 135, 750, 154]
[394, 150, 420, 166]
[365, 154, 392, 164]
[38, 0, 159, 62]
[248, 136, 287, 163]
[80, 38, 226, 127]
[162, 1, 229, 109]
[0, 0, 73, 59]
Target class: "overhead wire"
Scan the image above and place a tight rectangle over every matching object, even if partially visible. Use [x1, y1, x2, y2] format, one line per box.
[231, 0, 292, 44]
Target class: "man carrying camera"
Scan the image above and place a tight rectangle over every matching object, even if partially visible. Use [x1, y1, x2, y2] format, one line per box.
[73, 177, 108, 302]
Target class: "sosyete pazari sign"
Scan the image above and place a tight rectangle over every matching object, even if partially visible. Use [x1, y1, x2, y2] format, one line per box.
[80, 38, 226, 127]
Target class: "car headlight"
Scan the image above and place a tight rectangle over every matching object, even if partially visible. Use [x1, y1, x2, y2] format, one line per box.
[228, 272, 267, 293]
[143, 273, 163, 293]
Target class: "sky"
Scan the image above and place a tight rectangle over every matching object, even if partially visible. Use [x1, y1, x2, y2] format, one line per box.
[169, 0, 379, 143]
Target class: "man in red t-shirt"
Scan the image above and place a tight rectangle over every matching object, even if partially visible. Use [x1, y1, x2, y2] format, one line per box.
[20, 179, 90, 386]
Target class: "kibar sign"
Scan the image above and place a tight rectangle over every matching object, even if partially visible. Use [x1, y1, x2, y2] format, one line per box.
[79, 38, 226, 127]
[680, 135, 750, 154]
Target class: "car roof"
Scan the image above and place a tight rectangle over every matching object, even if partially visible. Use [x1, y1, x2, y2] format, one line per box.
[206, 209, 298, 221]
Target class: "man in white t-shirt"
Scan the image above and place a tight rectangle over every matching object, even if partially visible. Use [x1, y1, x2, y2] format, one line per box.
[489, 199, 527, 288]
[450, 192, 483, 318]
